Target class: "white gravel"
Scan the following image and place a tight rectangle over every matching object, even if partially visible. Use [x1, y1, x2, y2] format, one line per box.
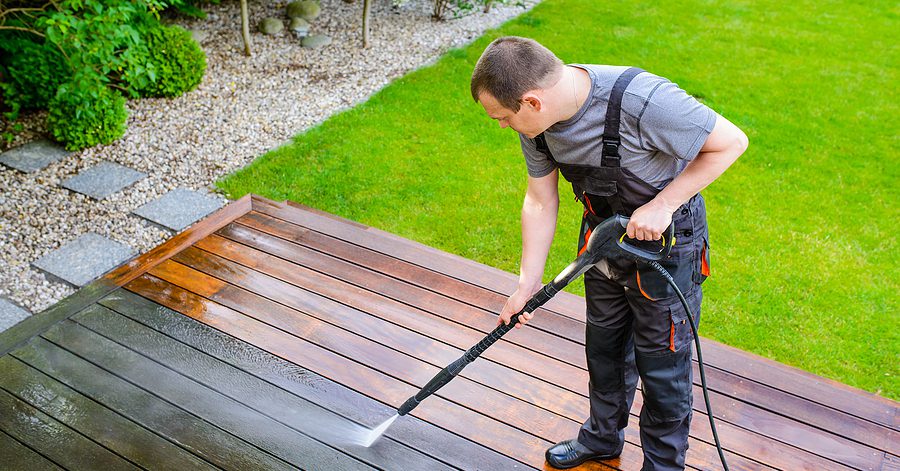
[0, 0, 536, 315]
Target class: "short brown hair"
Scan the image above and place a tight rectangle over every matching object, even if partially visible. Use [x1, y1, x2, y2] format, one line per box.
[470, 36, 564, 112]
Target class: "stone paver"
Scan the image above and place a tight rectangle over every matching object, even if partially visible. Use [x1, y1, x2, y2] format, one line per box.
[60, 161, 146, 199]
[0, 298, 30, 332]
[132, 188, 224, 232]
[0, 139, 70, 173]
[31, 233, 135, 287]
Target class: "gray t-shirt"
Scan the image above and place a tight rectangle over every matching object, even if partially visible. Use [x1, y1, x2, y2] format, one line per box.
[520, 64, 717, 189]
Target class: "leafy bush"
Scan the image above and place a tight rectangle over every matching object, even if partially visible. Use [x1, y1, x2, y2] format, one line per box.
[0, 0, 208, 148]
[0, 36, 70, 111]
[47, 73, 128, 151]
[128, 24, 206, 98]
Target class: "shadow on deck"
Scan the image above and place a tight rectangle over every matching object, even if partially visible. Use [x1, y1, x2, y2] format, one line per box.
[1, 195, 896, 470]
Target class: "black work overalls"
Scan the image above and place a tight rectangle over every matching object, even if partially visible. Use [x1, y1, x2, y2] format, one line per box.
[534, 68, 711, 471]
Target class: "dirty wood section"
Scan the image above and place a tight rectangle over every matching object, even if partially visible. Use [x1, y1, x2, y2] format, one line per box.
[0, 195, 896, 470]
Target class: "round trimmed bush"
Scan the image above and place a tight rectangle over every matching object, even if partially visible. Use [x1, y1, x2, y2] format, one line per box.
[47, 76, 128, 151]
[129, 25, 206, 98]
[0, 37, 69, 110]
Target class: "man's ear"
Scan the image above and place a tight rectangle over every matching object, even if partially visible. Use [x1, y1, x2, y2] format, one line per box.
[521, 93, 542, 112]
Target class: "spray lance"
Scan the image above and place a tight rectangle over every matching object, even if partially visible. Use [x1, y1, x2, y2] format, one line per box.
[388, 214, 729, 470]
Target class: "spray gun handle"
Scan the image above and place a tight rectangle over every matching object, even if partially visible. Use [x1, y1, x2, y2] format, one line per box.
[614, 215, 676, 261]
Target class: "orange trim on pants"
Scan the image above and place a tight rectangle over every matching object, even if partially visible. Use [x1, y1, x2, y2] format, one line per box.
[701, 245, 711, 277]
[635, 271, 658, 301]
[578, 228, 593, 256]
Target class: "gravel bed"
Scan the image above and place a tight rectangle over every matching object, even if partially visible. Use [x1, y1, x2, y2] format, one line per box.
[0, 0, 536, 314]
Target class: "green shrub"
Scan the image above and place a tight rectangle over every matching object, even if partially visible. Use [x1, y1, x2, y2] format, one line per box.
[0, 37, 70, 110]
[129, 25, 206, 98]
[47, 74, 128, 151]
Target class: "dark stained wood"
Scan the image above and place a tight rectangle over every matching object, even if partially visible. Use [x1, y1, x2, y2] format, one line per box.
[147, 258, 584, 445]
[125, 273, 574, 470]
[98, 288, 529, 471]
[13, 336, 293, 471]
[41, 319, 374, 471]
[0, 195, 253, 358]
[205, 226, 587, 368]
[237, 210, 900, 457]
[259, 196, 588, 318]
[184, 231, 860, 470]
[146, 256, 771, 471]
[72, 303, 452, 471]
[234, 211, 586, 342]
[698, 338, 899, 431]
[0, 279, 117, 356]
[254, 199, 898, 431]
[0, 429, 63, 470]
[193, 230, 585, 373]
[0, 355, 216, 470]
[151, 257, 587, 421]
[0, 387, 139, 471]
[104, 194, 253, 288]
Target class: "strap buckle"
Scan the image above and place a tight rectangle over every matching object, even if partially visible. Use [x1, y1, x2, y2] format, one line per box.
[601, 139, 620, 157]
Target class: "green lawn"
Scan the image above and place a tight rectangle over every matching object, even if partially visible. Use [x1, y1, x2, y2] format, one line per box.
[218, 0, 899, 399]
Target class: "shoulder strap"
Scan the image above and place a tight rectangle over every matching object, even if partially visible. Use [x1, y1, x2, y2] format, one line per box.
[534, 133, 556, 163]
[601, 67, 644, 167]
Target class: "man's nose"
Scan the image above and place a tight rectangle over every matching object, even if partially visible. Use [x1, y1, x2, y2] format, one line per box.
[499, 121, 508, 129]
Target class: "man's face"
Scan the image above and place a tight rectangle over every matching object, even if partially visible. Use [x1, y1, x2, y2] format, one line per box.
[479, 92, 543, 138]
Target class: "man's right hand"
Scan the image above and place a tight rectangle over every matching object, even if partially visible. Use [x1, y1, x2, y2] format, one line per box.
[499, 282, 542, 329]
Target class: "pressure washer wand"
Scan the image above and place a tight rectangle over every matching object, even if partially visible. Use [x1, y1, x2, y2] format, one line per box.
[397, 215, 673, 417]
[397, 278, 561, 416]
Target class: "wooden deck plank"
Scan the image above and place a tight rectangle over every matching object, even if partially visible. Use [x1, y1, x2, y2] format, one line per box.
[156, 249, 777, 471]
[0, 195, 253, 358]
[98, 288, 529, 471]
[0, 355, 215, 471]
[236, 211, 585, 342]
[217, 220, 584, 366]
[203, 229, 587, 396]
[12, 336, 293, 471]
[193, 226, 862, 470]
[253, 198, 898, 431]
[151, 256, 587, 421]
[0, 429, 64, 471]
[71, 303, 453, 471]
[0, 387, 139, 471]
[40, 319, 374, 471]
[125, 273, 605, 470]
[152, 256, 580, 437]
[237, 209, 899, 457]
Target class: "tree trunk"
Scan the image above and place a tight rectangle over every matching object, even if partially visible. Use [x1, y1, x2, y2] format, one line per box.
[240, 0, 252, 56]
[484, 0, 493, 13]
[362, 0, 372, 48]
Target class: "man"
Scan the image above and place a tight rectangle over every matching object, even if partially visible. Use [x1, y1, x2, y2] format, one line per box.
[470, 36, 748, 470]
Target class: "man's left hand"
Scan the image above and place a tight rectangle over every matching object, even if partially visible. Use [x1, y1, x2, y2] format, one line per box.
[627, 199, 676, 241]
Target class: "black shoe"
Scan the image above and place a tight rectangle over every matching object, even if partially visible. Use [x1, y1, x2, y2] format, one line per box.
[545, 439, 622, 469]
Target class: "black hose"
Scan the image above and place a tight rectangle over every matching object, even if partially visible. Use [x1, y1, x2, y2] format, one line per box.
[647, 260, 729, 471]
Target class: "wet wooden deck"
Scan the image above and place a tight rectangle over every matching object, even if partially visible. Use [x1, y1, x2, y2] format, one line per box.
[1, 195, 896, 470]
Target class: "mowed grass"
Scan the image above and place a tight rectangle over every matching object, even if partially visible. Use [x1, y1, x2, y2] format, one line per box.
[218, 0, 899, 398]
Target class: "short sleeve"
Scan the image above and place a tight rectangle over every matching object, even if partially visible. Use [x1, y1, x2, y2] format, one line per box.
[638, 80, 717, 161]
[519, 133, 556, 177]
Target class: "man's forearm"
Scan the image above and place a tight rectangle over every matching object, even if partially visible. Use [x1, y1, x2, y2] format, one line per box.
[519, 192, 559, 290]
